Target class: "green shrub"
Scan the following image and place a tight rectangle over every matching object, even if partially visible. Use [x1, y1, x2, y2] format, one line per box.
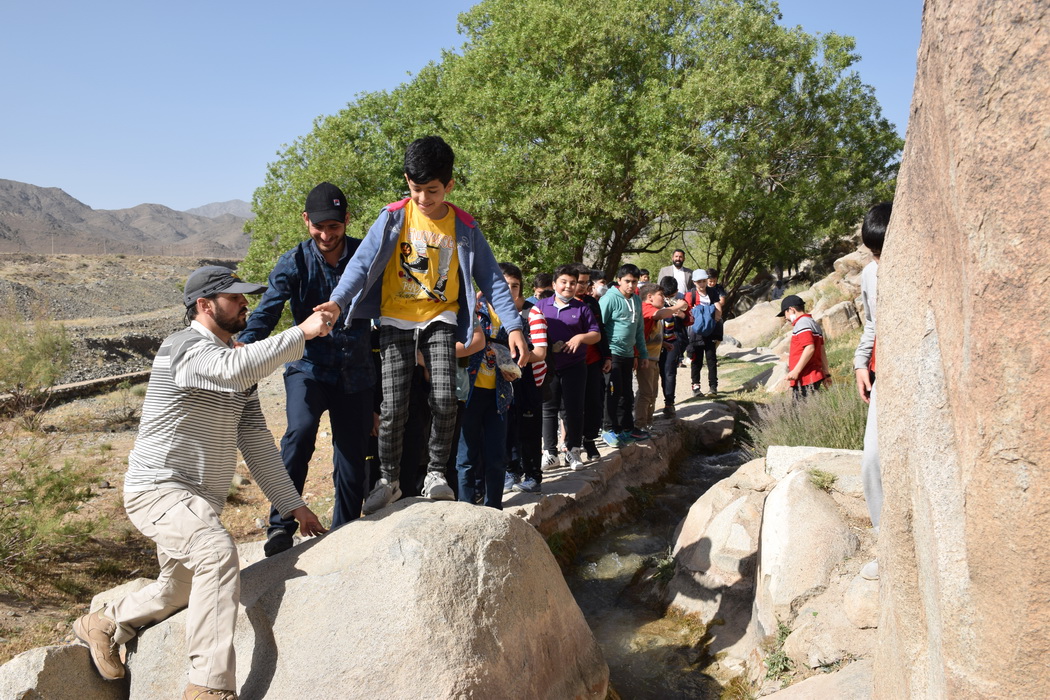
[0, 428, 99, 591]
[746, 381, 867, 456]
[808, 468, 838, 492]
[0, 298, 72, 420]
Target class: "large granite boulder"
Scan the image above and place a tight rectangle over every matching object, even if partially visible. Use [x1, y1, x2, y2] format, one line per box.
[723, 301, 787, 348]
[875, 0, 1050, 697]
[128, 500, 608, 699]
[0, 645, 126, 700]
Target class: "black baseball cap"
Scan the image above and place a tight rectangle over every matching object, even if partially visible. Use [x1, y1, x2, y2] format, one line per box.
[304, 182, 347, 224]
[184, 266, 267, 307]
[777, 294, 805, 317]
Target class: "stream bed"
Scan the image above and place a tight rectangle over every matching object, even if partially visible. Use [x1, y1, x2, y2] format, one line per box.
[567, 448, 751, 699]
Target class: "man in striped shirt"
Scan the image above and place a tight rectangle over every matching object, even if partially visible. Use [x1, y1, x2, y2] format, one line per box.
[73, 266, 330, 700]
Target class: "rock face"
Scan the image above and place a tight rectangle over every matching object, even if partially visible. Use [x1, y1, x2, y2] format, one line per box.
[875, 1, 1050, 697]
[128, 500, 608, 699]
[0, 645, 127, 700]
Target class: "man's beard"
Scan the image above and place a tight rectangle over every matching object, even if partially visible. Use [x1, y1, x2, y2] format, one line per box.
[215, 307, 248, 334]
[673, 260, 683, 268]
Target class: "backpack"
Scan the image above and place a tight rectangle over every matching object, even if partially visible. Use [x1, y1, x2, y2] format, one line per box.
[685, 296, 717, 351]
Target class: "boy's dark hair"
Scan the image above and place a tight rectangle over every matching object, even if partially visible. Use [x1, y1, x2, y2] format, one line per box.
[553, 264, 579, 281]
[639, 283, 662, 300]
[615, 263, 641, 280]
[639, 268, 650, 277]
[706, 268, 720, 279]
[532, 272, 553, 289]
[499, 262, 523, 283]
[570, 262, 591, 278]
[659, 275, 678, 296]
[862, 202, 892, 256]
[404, 136, 454, 186]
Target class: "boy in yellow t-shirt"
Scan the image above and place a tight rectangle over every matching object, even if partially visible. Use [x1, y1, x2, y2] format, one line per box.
[320, 136, 529, 514]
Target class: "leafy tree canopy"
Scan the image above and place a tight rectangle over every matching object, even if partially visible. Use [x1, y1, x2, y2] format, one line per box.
[242, 0, 901, 297]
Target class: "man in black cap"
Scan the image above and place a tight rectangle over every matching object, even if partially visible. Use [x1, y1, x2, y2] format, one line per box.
[73, 265, 332, 700]
[240, 182, 376, 557]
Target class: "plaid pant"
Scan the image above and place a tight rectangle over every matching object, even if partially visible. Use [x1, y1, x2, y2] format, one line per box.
[379, 322, 458, 482]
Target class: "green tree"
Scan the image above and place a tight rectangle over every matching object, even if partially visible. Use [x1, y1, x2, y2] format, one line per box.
[244, 0, 901, 295]
[0, 298, 72, 421]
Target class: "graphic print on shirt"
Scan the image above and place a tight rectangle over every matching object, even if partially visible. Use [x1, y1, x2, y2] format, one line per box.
[381, 201, 460, 323]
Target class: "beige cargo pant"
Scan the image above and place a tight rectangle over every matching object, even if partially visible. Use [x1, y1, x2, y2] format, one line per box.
[105, 488, 240, 691]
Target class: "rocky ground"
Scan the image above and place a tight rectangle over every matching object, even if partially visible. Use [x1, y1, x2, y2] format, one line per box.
[0, 253, 241, 384]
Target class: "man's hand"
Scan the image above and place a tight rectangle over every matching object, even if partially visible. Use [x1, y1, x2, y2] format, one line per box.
[289, 506, 328, 537]
[602, 358, 612, 373]
[508, 329, 530, 367]
[298, 310, 335, 340]
[312, 300, 342, 317]
[855, 368, 872, 403]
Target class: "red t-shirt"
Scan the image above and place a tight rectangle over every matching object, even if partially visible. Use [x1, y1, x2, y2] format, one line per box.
[788, 313, 826, 387]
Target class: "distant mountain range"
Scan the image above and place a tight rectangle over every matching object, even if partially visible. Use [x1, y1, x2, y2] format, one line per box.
[0, 179, 253, 256]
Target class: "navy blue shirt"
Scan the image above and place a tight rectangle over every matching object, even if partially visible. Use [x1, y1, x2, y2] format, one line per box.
[239, 238, 375, 392]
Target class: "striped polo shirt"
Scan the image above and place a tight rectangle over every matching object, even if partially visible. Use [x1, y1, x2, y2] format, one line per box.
[124, 320, 307, 517]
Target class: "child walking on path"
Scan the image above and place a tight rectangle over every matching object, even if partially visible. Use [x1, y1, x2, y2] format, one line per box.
[317, 136, 528, 514]
[600, 264, 649, 447]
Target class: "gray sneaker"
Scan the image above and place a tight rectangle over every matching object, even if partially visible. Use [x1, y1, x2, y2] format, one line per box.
[513, 477, 541, 493]
[362, 478, 401, 515]
[422, 472, 455, 500]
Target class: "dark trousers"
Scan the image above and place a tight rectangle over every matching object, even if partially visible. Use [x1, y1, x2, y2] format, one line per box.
[508, 369, 544, 482]
[792, 379, 823, 400]
[660, 339, 686, 405]
[457, 388, 506, 509]
[543, 361, 586, 452]
[269, 367, 373, 535]
[582, 360, 605, 442]
[690, 341, 719, 391]
[603, 355, 636, 433]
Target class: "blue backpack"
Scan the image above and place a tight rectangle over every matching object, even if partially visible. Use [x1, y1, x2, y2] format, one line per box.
[686, 295, 718, 350]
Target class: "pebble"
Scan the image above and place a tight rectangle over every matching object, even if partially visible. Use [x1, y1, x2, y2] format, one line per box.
[254, 518, 267, 529]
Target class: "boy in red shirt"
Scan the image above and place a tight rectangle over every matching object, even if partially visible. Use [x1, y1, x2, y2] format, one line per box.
[637, 283, 687, 427]
[777, 294, 831, 399]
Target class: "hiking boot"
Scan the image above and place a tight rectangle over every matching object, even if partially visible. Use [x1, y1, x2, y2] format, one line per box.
[601, 430, 623, 448]
[583, 439, 600, 462]
[565, 447, 586, 470]
[422, 472, 455, 500]
[362, 478, 401, 515]
[183, 683, 238, 700]
[73, 610, 125, 680]
[662, 404, 676, 419]
[504, 472, 520, 493]
[262, 530, 293, 558]
[540, 450, 561, 470]
[513, 477, 541, 494]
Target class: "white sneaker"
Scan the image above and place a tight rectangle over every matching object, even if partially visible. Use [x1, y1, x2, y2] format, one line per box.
[860, 559, 879, 580]
[422, 472, 454, 501]
[363, 478, 401, 515]
[565, 447, 586, 470]
[540, 450, 561, 470]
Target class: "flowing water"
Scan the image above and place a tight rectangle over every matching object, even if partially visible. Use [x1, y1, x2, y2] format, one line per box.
[566, 449, 751, 699]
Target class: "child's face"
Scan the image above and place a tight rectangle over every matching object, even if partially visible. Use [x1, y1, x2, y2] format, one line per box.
[575, 273, 591, 298]
[618, 274, 639, 296]
[785, 307, 802, 323]
[553, 274, 577, 299]
[504, 275, 522, 301]
[405, 176, 454, 218]
[646, 290, 665, 307]
[694, 278, 708, 291]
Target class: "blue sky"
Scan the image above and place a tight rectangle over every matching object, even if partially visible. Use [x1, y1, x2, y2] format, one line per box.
[0, 0, 922, 212]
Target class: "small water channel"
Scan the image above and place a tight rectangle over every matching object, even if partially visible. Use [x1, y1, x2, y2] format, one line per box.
[566, 448, 751, 699]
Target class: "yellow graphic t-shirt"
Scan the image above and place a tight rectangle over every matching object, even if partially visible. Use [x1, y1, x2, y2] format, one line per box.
[380, 200, 460, 326]
[474, 305, 501, 390]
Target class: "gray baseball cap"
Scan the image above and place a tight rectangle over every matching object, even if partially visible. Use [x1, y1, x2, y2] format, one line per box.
[183, 266, 267, 307]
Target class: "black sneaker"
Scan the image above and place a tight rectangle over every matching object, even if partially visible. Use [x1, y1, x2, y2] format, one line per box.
[263, 530, 293, 558]
[583, 439, 600, 462]
[662, 404, 676, 419]
[404, 256, 429, 272]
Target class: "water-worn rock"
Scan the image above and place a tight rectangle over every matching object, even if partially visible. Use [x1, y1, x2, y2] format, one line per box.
[875, 1, 1050, 697]
[813, 300, 861, 341]
[844, 574, 879, 629]
[764, 446, 862, 482]
[762, 658, 872, 699]
[723, 300, 787, 348]
[127, 500, 608, 699]
[750, 471, 859, 638]
[0, 645, 127, 700]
